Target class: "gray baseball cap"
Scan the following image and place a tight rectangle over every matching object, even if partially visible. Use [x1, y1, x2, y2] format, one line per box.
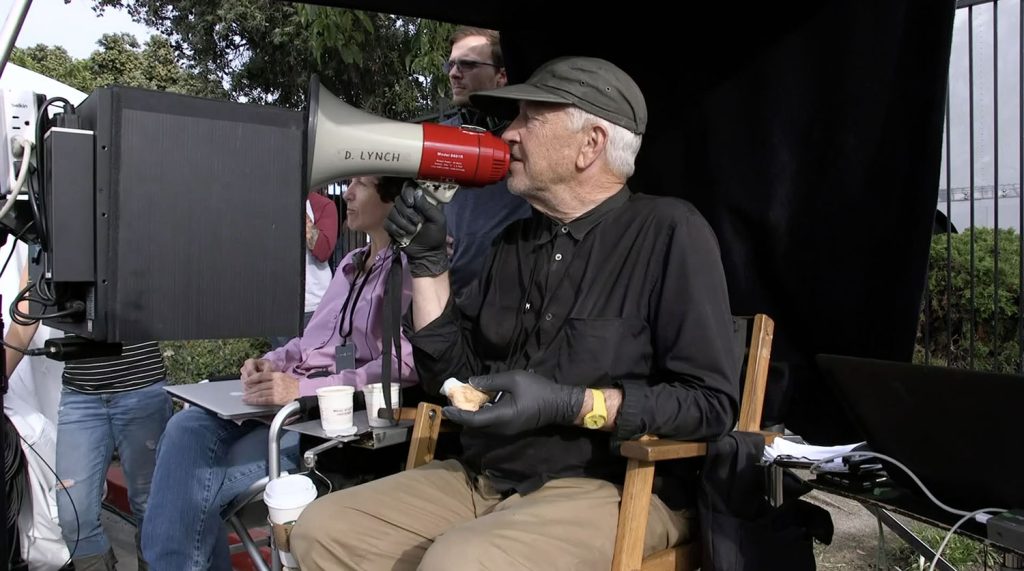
[470, 56, 647, 135]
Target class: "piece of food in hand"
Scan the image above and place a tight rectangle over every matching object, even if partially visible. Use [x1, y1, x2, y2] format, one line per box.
[440, 378, 492, 412]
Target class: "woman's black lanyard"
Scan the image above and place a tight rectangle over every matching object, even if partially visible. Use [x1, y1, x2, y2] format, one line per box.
[338, 255, 375, 342]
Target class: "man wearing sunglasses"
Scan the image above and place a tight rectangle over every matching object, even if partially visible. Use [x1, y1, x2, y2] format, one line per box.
[442, 27, 531, 295]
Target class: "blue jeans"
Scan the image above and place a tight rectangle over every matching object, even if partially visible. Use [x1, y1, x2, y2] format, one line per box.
[56, 381, 173, 559]
[141, 406, 299, 571]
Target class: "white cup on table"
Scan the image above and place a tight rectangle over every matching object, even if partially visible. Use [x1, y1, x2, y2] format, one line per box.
[362, 382, 401, 427]
[315, 386, 354, 436]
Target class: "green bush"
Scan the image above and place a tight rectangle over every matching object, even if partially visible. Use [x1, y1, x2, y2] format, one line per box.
[917, 227, 1022, 373]
[159, 338, 271, 385]
[888, 522, 1000, 570]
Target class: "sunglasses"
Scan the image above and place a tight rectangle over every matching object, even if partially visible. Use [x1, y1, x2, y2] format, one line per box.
[443, 59, 501, 74]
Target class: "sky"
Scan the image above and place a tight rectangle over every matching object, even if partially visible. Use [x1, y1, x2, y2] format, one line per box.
[0, 0, 158, 59]
[942, 0, 1021, 192]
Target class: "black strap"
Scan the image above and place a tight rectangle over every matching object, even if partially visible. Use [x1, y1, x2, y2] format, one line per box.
[338, 264, 371, 342]
[379, 245, 404, 422]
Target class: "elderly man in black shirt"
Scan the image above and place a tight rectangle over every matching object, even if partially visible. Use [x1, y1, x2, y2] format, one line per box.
[291, 56, 740, 571]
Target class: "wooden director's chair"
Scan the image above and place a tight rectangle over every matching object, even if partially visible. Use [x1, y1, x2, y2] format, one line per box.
[400, 314, 776, 571]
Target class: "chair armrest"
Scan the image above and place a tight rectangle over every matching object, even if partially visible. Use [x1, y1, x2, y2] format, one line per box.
[619, 431, 780, 462]
[395, 406, 421, 422]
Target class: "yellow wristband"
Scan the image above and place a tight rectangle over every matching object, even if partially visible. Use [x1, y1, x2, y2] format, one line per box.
[583, 388, 607, 429]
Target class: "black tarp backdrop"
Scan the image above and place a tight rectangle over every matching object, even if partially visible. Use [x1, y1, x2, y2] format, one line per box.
[302, 0, 955, 444]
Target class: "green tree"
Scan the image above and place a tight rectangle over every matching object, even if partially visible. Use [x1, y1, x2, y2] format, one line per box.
[12, 33, 228, 98]
[10, 44, 93, 93]
[93, 0, 455, 116]
[88, 32, 147, 90]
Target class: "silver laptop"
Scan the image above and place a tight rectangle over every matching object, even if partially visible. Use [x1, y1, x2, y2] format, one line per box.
[164, 379, 281, 420]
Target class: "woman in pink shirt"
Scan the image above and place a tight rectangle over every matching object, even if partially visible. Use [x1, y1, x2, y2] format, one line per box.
[142, 176, 417, 571]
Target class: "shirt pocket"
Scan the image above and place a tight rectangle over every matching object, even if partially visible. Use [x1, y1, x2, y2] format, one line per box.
[555, 316, 650, 386]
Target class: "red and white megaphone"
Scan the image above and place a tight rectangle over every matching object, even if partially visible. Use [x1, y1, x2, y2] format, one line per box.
[306, 75, 509, 204]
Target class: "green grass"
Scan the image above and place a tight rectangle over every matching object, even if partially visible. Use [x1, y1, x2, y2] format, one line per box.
[887, 523, 1000, 570]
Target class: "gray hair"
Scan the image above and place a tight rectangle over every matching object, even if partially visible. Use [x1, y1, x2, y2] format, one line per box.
[565, 106, 642, 179]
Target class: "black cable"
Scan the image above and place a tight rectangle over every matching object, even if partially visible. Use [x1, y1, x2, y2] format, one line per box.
[25, 243, 55, 307]
[32, 97, 75, 253]
[11, 301, 84, 324]
[337, 260, 374, 342]
[100, 501, 137, 527]
[9, 263, 86, 325]
[32, 269, 57, 306]
[10, 280, 37, 327]
[36, 266, 57, 305]
[24, 176, 43, 251]
[16, 430, 78, 567]
[0, 340, 45, 357]
[31, 271, 51, 304]
[10, 277, 84, 326]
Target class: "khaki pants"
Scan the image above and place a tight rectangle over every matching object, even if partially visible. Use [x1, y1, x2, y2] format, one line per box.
[291, 459, 691, 571]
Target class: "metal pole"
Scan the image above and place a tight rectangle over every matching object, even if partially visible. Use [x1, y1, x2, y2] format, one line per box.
[266, 400, 301, 481]
[864, 505, 958, 571]
[947, 80, 954, 363]
[768, 463, 784, 508]
[993, 0, 1000, 363]
[969, 5, 978, 369]
[1018, 0, 1024, 374]
[0, 0, 32, 77]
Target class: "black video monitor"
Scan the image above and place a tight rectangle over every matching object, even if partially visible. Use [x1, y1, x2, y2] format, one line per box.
[35, 86, 306, 342]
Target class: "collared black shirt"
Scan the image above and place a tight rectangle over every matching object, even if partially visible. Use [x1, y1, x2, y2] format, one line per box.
[408, 186, 741, 504]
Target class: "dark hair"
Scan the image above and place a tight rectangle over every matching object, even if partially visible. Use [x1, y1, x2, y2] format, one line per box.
[376, 176, 406, 203]
[449, 26, 504, 68]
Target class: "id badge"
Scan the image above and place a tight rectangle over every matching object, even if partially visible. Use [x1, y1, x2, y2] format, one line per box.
[335, 344, 356, 372]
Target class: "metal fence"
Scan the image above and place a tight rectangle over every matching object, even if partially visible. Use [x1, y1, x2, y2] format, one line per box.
[923, 0, 1024, 372]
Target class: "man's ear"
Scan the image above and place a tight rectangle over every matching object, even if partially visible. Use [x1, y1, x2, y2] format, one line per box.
[576, 123, 609, 170]
[496, 67, 508, 88]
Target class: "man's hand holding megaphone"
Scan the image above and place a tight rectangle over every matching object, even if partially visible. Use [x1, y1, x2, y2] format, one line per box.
[385, 181, 450, 278]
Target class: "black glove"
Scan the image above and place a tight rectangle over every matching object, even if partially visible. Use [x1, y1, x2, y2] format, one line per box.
[443, 370, 586, 435]
[384, 181, 449, 278]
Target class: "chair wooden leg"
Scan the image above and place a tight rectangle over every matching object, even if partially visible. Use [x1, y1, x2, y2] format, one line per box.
[612, 457, 656, 571]
[641, 544, 700, 571]
[405, 402, 443, 470]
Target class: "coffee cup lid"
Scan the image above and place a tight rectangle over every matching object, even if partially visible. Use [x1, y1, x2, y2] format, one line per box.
[264, 474, 317, 509]
[316, 385, 354, 395]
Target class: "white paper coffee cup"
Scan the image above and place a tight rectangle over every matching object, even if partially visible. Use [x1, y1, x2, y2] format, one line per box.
[362, 382, 401, 427]
[264, 474, 317, 525]
[316, 386, 354, 435]
[264, 474, 317, 568]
